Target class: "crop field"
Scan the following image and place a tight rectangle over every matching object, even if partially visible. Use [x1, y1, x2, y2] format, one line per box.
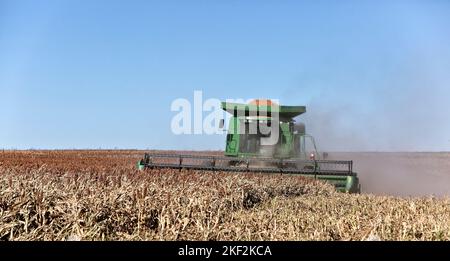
[0, 150, 449, 241]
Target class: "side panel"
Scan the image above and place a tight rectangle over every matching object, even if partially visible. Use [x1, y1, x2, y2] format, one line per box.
[225, 117, 239, 156]
[277, 122, 293, 158]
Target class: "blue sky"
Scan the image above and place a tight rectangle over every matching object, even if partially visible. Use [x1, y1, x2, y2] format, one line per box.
[1, 0, 450, 151]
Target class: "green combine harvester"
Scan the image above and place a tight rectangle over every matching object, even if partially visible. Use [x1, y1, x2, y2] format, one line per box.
[138, 100, 360, 193]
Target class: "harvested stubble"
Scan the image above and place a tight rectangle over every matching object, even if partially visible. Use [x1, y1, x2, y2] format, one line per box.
[0, 150, 449, 241]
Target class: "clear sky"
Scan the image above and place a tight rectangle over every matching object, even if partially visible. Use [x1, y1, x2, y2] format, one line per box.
[1, 0, 450, 151]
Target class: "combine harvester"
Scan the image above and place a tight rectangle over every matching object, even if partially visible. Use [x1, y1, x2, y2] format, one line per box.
[138, 100, 360, 193]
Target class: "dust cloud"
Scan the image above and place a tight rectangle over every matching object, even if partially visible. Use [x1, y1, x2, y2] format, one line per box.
[327, 152, 450, 197]
[297, 96, 450, 197]
[286, 63, 450, 197]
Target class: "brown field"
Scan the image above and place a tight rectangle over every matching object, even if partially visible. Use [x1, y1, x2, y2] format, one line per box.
[0, 150, 449, 241]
